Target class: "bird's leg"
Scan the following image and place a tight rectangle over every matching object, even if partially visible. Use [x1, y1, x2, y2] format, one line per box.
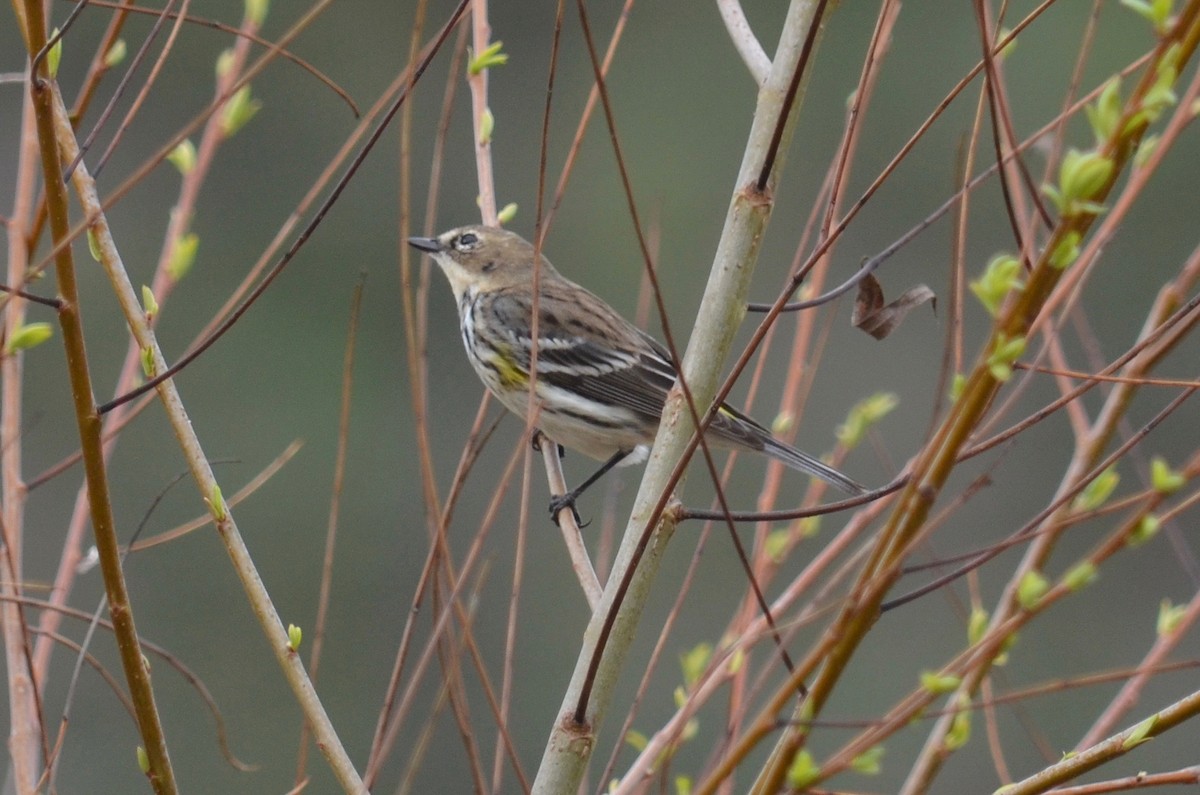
[549, 449, 631, 527]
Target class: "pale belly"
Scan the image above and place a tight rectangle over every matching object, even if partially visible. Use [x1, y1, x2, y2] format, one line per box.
[491, 377, 651, 464]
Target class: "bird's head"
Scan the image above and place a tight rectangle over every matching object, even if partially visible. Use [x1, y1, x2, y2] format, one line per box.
[408, 225, 555, 296]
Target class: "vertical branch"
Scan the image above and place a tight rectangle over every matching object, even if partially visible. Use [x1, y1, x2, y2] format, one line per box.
[901, 26, 1200, 792]
[294, 279, 364, 784]
[532, 1, 828, 791]
[32, 0, 264, 685]
[42, 61, 368, 795]
[17, 3, 179, 791]
[2, 86, 45, 793]
[469, 0, 498, 225]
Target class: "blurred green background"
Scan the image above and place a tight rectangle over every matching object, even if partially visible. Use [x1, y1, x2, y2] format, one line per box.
[2, 1, 1198, 792]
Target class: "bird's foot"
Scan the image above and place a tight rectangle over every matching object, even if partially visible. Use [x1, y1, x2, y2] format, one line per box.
[548, 491, 588, 528]
[530, 431, 566, 458]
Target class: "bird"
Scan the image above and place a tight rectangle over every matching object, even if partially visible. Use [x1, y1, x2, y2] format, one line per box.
[408, 225, 865, 522]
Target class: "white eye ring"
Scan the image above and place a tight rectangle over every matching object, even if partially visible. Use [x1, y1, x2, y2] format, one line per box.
[454, 232, 480, 251]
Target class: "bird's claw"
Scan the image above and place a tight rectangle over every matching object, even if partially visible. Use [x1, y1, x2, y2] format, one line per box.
[530, 432, 566, 458]
[549, 492, 587, 528]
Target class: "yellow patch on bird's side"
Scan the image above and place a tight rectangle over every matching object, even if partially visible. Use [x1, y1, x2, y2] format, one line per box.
[491, 348, 529, 388]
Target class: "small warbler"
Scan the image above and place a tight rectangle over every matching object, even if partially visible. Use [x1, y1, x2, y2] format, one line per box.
[409, 225, 864, 519]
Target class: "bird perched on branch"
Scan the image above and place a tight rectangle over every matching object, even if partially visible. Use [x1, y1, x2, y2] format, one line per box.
[409, 225, 864, 522]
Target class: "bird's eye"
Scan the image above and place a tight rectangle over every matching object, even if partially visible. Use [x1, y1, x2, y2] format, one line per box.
[481, 261, 496, 273]
[454, 232, 479, 251]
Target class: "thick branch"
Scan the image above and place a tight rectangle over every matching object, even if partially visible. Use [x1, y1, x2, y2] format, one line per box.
[532, 1, 825, 790]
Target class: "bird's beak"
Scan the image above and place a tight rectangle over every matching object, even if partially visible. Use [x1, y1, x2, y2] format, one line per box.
[407, 236, 442, 254]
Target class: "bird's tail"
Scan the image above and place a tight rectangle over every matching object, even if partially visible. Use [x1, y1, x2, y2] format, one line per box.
[712, 406, 866, 495]
[760, 436, 866, 495]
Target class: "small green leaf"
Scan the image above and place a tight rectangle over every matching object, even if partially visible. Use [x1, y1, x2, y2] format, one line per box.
[1041, 182, 1065, 214]
[47, 28, 63, 79]
[497, 202, 518, 225]
[680, 643, 712, 687]
[136, 745, 150, 774]
[245, 0, 269, 26]
[624, 729, 647, 752]
[920, 671, 961, 695]
[786, 750, 820, 789]
[673, 686, 686, 709]
[994, 630, 1018, 667]
[1128, 514, 1160, 547]
[1048, 230, 1082, 270]
[478, 107, 495, 145]
[1075, 198, 1110, 216]
[87, 226, 103, 262]
[287, 623, 302, 650]
[764, 529, 790, 563]
[726, 647, 745, 675]
[140, 346, 156, 378]
[104, 39, 127, 68]
[1085, 78, 1122, 144]
[796, 515, 821, 538]
[1134, 134, 1160, 168]
[950, 373, 967, 401]
[1059, 149, 1114, 211]
[207, 483, 227, 522]
[771, 411, 793, 435]
[141, 285, 159, 320]
[944, 701, 972, 751]
[1016, 570, 1049, 611]
[1122, 714, 1158, 749]
[468, 41, 508, 75]
[221, 85, 261, 137]
[1140, 49, 1180, 123]
[850, 745, 884, 775]
[986, 333, 1027, 382]
[1120, 0, 1173, 32]
[215, 48, 236, 79]
[1150, 456, 1185, 494]
[5, 322, 53, 354]
[167, 139, 196, 175]
[970, 254, 1024, 316]
[1062, 561, 1098, 591]
[168, 233, 199, 281]
[996, 28, 1017, 60]
[968, 607, 988, 645]
[797, 696, 815, 724]
[1157, 599, 1186, 637]
[674, 775, 692, 795]
[1073, 466, 1119, 511]
[837, 392, 899, 448]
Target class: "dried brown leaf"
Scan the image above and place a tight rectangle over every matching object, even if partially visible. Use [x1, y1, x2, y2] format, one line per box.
[852, 273, 936, 339]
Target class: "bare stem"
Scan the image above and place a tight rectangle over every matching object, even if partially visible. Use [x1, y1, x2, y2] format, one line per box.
[533, 1, 825, 790]
[18, 4, 178, 790]
[43, 62, 366, 795]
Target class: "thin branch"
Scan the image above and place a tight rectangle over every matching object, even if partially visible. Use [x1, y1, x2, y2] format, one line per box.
[22, 9, 181, 789]
[294, 278, 363, 783]
[717, 0, 769, 83]
[1002, 691, 1200, 795]
[97, 2, 466, 414]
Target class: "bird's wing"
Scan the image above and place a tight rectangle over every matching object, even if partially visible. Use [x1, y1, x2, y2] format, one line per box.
[485, 287, 677, 422]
